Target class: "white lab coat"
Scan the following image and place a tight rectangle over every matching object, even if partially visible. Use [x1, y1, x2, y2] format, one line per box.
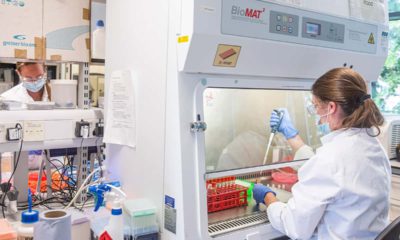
[0, 83, 49, 104]
[267, 128, 391, 240]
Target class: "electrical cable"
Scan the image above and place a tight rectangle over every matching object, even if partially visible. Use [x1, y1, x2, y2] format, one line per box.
[1, 123, 23, 218]
[44, 153, 74, 192]
[17, 196, 66, 210]
[3, 135, 102, 213]
[64, 165, 104, 209]
[32, 151, 78, 206]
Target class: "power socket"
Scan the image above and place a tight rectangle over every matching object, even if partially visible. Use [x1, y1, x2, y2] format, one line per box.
[75, 120, 90, 138]
[6, 127, 22, 141]
[93, 120, 104, 137]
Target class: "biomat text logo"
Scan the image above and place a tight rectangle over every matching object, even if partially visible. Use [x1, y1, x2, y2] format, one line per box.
[231, 5, 266, 24]
[1, 0, 25, 7]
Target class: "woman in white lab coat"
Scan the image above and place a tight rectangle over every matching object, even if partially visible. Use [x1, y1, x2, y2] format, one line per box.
[0, 62, 50, 103]
[0, 62, 51, 170]
[253, 67, 391, 240]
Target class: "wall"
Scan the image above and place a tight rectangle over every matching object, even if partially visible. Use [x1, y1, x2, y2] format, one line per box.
[105, 0, 169, 224]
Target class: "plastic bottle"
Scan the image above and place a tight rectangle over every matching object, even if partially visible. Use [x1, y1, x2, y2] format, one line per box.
[93, 20, 105, 59]
[103, 207, 124, 240]
[90, 184, 125, 240]
[17, 189, 38, 240]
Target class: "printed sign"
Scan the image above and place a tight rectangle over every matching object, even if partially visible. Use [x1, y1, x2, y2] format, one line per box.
[213, 44, 241, 67]
[368, 33, 375, 44]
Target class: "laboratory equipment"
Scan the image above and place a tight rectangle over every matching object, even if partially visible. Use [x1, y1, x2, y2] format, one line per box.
[123, 199, 159, 239]
[207, 177, 248, 213]
[89, 74, 105, 107]
[379, 115, 400, 160]
[50, 79, 78, 108]
[26, 101, 55, 110]
[263, 110, 284, 165]
[105, 0, 389, 239]
[17, 189, 38, 240]
[0, 100, 23, 110]
[0, 109, 103, 202]
[377, 115, 400, 220]
[89, 183, 126, 240]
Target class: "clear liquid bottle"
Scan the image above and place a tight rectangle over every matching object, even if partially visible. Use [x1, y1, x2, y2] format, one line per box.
[17, 193, 38, 240]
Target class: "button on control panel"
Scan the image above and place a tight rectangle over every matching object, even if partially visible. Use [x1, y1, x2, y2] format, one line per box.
[269, 11, 299, 37]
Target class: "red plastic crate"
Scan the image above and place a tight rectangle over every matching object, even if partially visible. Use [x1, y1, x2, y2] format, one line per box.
[206, 177, 248, 213]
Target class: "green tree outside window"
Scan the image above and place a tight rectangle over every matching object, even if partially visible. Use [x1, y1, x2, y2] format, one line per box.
[374, 0, 400, 113]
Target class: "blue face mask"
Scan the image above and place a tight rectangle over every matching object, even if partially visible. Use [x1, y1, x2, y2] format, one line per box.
[23, 78, 46, 93]
[316, 110, 331, 136]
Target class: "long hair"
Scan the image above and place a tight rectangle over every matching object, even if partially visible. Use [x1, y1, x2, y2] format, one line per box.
[312, 68, 384, 136]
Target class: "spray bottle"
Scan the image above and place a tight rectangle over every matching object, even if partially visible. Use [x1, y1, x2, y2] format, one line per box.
[89, 183, 126, 240]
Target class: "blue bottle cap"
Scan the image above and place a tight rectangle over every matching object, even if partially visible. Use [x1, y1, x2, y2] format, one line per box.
[111, 208, 122, 216]
[21, 210, 39, 224]
[96, 20, 104, 27]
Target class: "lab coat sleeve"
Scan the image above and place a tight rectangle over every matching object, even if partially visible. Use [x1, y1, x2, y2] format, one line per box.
[267, 154, 341, 240]
[293, 145, 314, 160]
[291, 145, 315, 171]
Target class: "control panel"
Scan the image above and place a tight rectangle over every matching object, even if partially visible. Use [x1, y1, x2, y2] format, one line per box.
[269, 11, 299, 36]
[221, 0, 379, 54]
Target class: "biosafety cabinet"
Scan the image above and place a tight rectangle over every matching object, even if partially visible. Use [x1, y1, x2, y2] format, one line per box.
[105, 0, 388, 239]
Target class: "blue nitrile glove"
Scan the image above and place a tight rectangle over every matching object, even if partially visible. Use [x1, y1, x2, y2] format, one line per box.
[270, 108, 299, 139]
[253, 183, 276, 205]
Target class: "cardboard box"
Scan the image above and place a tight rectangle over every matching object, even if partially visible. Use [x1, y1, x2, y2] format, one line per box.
[43, 0, 90, 62]
[0, 0, 44, 60]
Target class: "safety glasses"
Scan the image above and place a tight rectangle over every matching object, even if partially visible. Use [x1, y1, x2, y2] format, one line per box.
[307, 102, 319, 115]
[19, 74, 47, 83]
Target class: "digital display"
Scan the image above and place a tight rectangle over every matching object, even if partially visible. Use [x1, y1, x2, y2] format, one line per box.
[306, 22, 321, 35]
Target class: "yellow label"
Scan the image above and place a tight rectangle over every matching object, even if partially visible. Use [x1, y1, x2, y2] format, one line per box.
[178, 36, 189, 43]
[213, 44, 241, 68]
[368, 33, 375, 44]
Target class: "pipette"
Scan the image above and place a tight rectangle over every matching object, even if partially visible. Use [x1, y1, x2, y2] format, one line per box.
[262, 109, 284, 166]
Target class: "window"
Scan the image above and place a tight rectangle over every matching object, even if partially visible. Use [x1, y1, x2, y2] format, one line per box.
[204, 88, 320, 173]
[373, 1, 400, 113]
